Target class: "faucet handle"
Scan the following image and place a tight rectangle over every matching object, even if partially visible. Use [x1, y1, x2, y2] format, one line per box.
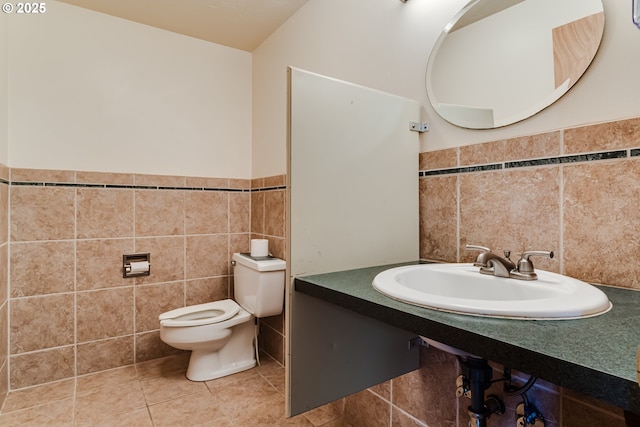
[520, 250, 554, 262]
[465, 244, 490, 253]
[466, 245, 491, 268]
[515, 250, 554, 279]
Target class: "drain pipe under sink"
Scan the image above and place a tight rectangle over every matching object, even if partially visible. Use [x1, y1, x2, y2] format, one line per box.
[460, 357, 504, 427]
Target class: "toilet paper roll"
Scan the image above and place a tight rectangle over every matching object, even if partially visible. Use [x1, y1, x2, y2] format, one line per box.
[250, 239, 269, 257]
[129, 261, 150, 274]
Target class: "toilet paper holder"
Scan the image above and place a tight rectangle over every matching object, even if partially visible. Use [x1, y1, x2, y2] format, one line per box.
[123, 253, 151, 278]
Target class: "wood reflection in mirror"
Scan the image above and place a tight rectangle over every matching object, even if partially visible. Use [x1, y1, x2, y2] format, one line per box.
[553, 12, 605, 90]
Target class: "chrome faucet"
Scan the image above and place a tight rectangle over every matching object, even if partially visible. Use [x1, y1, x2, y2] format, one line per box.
[466, 245, 553, 280]
[466, 245, 515, 278]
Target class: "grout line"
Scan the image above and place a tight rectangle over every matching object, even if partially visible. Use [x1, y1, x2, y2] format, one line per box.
[559, 165, 565, 275]
[6, 173, 12, 396]
[73, 182, 78, 403]
[132, 189, 138, 365]
[183, 189, 187, 309]
[455, 148, 461, 262]
[456, 174, 461, 262]
[558, 129, 566, 276]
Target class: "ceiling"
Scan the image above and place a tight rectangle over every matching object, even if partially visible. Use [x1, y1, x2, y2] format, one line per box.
[56, 0, 309, 52]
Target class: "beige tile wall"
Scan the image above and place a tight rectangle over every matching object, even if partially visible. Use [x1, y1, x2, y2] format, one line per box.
[342, 117, 640, 427]
[0, 163, 9, 406]
[7, 169, 287, 391]
[419, 116, 640, 290]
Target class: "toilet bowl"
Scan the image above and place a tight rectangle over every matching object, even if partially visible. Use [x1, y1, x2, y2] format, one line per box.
[159, 253, 286, 381]
[160, 299, 256, 381]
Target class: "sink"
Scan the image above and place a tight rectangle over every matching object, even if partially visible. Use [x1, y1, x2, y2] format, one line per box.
[372, 263, 612, 320]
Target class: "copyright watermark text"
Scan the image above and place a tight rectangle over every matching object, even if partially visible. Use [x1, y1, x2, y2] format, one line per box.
[2, 2, 47, 14]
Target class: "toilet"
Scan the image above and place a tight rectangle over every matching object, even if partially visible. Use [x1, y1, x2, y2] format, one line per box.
[159, 252, 286, 381]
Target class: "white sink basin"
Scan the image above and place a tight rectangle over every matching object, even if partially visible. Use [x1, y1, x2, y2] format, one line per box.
[372, 263, 612, 320]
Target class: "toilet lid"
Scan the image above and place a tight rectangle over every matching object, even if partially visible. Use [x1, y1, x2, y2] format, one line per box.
[159, 299, 241, 327]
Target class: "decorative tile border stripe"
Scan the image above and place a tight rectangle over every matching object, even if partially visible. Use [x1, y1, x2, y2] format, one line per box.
[420, 149, 635, 177]
[505, 150, 627, 169]
[9, 181, 286, 192]
[420, 164, 502, 177]
[252, 185, 287, 192]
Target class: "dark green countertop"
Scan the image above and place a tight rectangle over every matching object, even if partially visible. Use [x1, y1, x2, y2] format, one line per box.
[294, 262, 640, 414]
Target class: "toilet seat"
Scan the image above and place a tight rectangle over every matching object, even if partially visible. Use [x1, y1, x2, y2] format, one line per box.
[159, 299, 241, 327]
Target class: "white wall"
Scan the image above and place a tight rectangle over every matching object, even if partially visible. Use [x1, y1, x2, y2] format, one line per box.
[252, 0, 640, 177]
[7, 0, 639, 179]
[8, 1, 252, 178]
[0, 12, 7, 166]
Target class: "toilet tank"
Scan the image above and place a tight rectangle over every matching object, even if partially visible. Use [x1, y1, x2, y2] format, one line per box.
[232, 253, 286, 317]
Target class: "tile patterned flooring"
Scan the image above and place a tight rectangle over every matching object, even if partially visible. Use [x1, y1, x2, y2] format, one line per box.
[0, 353, 352, 427]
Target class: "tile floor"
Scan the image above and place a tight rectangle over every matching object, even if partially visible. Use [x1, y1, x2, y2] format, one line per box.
[0, 353, 352, 427]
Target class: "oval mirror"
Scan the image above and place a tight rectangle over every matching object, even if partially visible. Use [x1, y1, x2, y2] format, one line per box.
[426, 0, 604, 129]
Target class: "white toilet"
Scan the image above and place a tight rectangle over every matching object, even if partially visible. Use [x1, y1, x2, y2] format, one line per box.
[159, 253, 286, 381]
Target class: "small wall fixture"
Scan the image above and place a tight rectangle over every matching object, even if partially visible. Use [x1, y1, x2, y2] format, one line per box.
[409, 121, 429, 132]
[635, 0, 640, 28]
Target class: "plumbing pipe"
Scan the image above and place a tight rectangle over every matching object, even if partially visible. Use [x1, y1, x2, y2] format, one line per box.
[462, 357, 494, 427]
